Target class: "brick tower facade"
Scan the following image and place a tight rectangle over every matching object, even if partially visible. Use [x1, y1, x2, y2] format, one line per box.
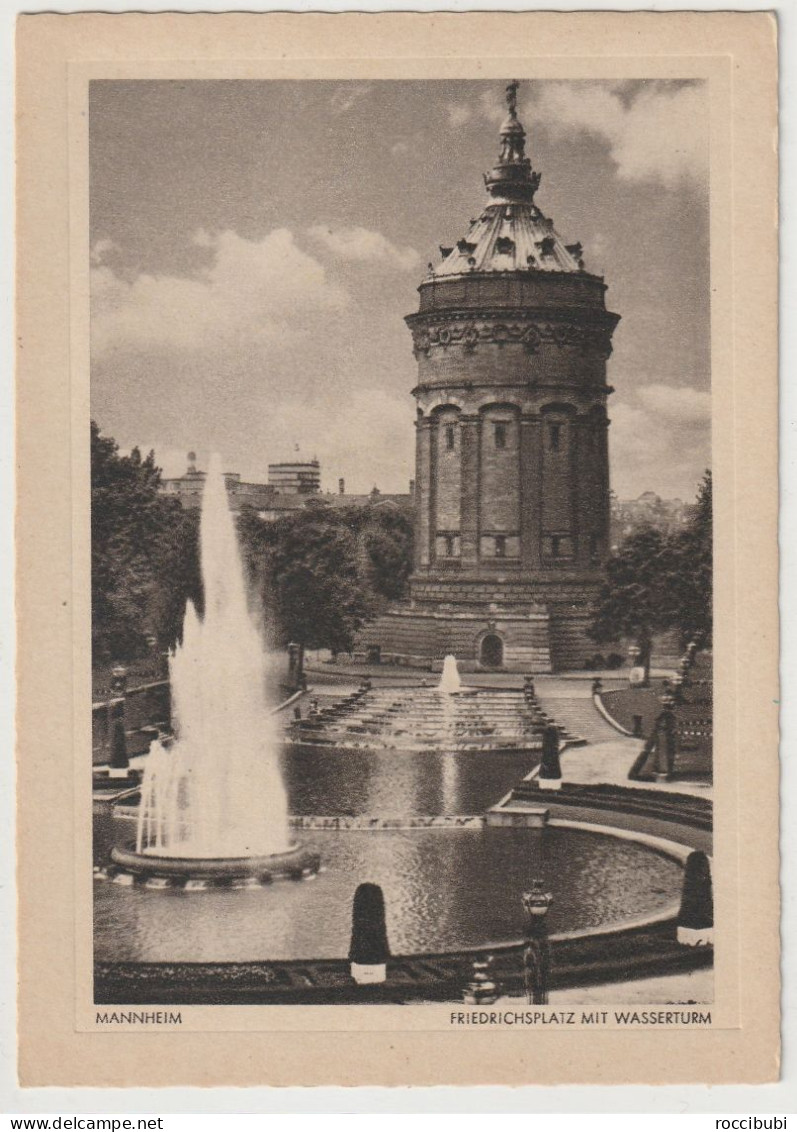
[359, 82, 619, 672]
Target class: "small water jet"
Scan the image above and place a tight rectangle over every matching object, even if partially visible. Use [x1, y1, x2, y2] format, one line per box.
[439, 654, 462, 695]
[111, 454, 319, 885]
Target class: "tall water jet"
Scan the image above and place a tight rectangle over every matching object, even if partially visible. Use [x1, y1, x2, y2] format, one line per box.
[439, 654, 462, 695]
[132, 455, 292, 862]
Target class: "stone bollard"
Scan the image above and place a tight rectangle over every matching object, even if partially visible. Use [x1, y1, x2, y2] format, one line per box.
[655, 702, 677, 781]
[108, 719, 130, 779]
[677, 851, 713, 946]
[538, 724, 562, 790]
[632, 713, 644, 737]
[287, 642, 300, 688]
[107, 665, 128, 775]
[349, 883, 390, 984]
[463, 956, 499, 1005]
[522, 881, 553, 1004]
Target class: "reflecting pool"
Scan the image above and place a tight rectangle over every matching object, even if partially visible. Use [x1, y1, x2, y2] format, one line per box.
[94, 744, 682, 963]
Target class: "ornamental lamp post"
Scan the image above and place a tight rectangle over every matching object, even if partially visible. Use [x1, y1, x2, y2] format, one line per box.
[628, 644, 646, 687]
[655, 696, 677, 780]
[110, 665, 128, 697]
[463, 955, 500, 1005]
[107, 665, 128, 777]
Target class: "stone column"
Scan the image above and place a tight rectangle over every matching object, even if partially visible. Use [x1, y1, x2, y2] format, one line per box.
[568, 415, 584, 565]
[572, 415, 597, 569]
[519, 414, 543, 570]
[415, 417, 433, 569]
[598, 416, 611, 559]
[429, 420, 439, 566]
[459, 415, 481, 569]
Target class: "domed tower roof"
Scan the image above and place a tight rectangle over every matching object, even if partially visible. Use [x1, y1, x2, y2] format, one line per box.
[432, 80, 585, 278]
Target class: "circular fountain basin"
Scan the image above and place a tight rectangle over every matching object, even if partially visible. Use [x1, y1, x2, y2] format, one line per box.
[110, 842, 320, 885]
[96, 822, 684, 963]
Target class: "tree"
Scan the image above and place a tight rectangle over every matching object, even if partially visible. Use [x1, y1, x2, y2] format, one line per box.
[589, 471, 713, 677]
[361, 507, 414, 604]
[589, 525, 681, 682]
[670, 471, 712, 646]
[91, 422, 200, 662]
[240, 508, 371, 656]
[238, 502, 413, 655]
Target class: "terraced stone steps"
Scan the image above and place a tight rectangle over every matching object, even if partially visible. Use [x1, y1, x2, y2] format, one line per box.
[287, 686, 582, 752]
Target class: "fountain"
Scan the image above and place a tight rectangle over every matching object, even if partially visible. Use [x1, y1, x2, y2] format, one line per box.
[110, 454, 319, 885]
[439, 654, 462, 695]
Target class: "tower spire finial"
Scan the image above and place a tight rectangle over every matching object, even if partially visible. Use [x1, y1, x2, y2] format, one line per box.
[506, 79, 519, 118]
[484, 80, 541, 203]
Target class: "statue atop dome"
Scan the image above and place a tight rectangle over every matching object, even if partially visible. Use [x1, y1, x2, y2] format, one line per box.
[506, 79, 519, 116]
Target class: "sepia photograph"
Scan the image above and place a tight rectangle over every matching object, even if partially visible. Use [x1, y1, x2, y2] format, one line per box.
[14, 9, 780, 1090]
[89, 76, 715, 1008]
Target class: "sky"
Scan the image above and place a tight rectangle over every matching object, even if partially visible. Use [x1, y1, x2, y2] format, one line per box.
[89, 78, 710, 500]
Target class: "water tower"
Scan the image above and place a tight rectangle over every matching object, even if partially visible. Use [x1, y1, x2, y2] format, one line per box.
[360, 81, 619, 671]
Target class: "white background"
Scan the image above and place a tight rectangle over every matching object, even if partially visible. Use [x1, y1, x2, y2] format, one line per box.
[0, 0, 794, 1117]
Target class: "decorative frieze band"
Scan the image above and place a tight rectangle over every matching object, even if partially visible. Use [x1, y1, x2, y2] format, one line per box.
[411, 318, 613, 359]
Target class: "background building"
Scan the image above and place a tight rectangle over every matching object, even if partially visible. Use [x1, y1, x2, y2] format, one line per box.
[160, 452, 412, 520]
[359, 82, 619, 671]
[160, 451, 281, 512]
[267, 459, 321, 495]
[610, 491, 693, 547]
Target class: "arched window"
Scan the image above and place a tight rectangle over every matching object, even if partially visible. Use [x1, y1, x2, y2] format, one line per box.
[480, 634, 504, 669]
[494, 423, 507, 449]
[445, 425, 456, 450]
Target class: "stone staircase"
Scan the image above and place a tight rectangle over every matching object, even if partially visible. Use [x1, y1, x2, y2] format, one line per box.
[286, 686, 584, 753]
[534, 687, 622, 745]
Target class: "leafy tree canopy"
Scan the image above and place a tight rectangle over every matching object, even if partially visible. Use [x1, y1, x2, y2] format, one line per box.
[238, 503, 413, 653]
[92, 422, 414, 662]
[669, 471, 712, 645]
[589, 471, 712, 663]
[91, 421, 201, 663]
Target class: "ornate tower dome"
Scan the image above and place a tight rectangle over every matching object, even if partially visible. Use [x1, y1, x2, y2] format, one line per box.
[360, 81, 620, 672]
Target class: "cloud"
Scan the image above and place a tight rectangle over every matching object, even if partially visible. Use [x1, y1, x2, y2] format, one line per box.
[477, 88, 506, 124]
[90, 238, 119, 265]
[259, 386, 414, 494]
[529, 81, 708, 188]
[610, 383, 711, 499]
[131, 442, 192, 480]
[447, 89, 504, 131]
[329, 82, 372, 116]
[447, 103, 473, 128]
[91, 228, 348, 356]
[307, 225, 421, 271]
[636, 383, 711, 425]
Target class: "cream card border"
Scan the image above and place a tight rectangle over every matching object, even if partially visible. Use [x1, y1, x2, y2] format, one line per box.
[16, 11, 778, 1087]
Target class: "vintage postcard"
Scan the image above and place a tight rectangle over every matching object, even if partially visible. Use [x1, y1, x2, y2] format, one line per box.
[16, 12, 778, 1087]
